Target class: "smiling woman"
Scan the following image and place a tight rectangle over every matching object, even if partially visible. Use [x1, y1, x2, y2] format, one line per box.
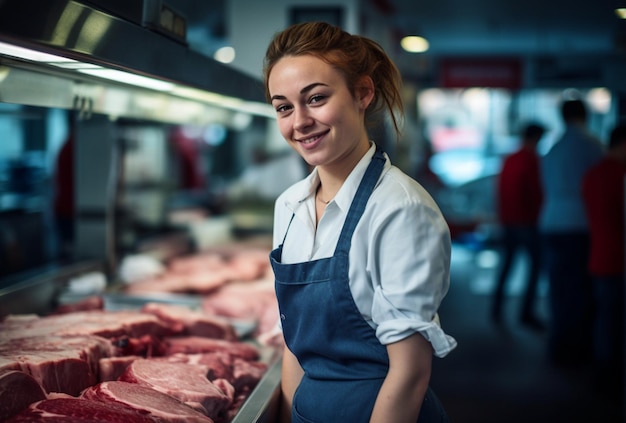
[263, 21, 456, 423]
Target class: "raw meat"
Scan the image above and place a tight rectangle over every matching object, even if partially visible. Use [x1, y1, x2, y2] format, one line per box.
[110, 334, 167, 357]
[0, 370, 46, 421]
[200, 279, 279, 341]
[163, 336, 260, 360]
[6, 397, 157, 422]
[0, 308, 183, 396]
[231, 357, 268, 393]
[125, 246, 272, 295]
[167, 253, 227, 275]
[98, 356, 141, 382]
[82, 381, 214, 423]
[53, 295, 104, 314]
[154, 352, 267, 393]
[141, 303, 237, 340]
[1, 310, 180, 339]
[119, 359, 233, 420]
[0, 335, 114, 395]
[125, 272, 229, 295]
[179, 352, 233, 381]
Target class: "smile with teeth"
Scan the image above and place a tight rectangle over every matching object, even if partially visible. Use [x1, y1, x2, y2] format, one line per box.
[299, 135, 322, 144]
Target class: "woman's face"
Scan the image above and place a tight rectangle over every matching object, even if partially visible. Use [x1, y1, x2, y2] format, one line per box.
[268, 54, 373, 169]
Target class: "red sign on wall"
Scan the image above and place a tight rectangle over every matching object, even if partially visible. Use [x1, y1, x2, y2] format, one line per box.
[439, 58, 523, 89]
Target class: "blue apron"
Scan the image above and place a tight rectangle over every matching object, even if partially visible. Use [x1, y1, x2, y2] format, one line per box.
[270, 146, 448, 423]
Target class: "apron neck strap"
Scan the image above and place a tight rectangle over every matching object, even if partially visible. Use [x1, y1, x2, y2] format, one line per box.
[334, 145, 386, 255]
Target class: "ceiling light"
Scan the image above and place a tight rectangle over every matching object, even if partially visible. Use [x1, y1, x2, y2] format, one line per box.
[214, 46, 235, 64]
[401, 35, 429, 53]
[616, 8, 626, 19]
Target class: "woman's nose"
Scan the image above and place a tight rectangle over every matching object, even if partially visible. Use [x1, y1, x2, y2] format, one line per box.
[293, 107, 313, 131]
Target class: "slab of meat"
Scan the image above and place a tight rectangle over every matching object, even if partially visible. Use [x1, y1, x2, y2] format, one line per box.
[125, 272, 229, 295]
[99, 356, 141, 382]
[0, 335, 114, 395]
[126, 246, 272, 295]
[82, 381, 214, 423]
[110, 334, 167, 358]
[1, 310, 180, 339]
[167, 253, 227, 275]
[119, 359, 233, 420]
[168, 352, 232, 381]
[200, 279, 279, 340]
[163, 336, 260, 361]
[231, 357, 268, 393]
[0, 370, 47, 421]
[155, 352, 266, 394]
[53, 295, 104, 314]
[5, 397, 157, 422]
[141, 303, 237, 341]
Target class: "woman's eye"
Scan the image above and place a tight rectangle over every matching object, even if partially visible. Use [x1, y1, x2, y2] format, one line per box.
[309, 94, 326, 104]
[275, 104, 291, 113]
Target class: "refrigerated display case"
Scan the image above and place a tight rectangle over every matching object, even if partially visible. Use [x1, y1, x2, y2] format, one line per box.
[0, 1, 282, 420]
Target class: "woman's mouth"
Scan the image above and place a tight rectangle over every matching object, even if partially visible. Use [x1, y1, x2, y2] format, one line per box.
[296, 131, 327, 150]
[300, 135, 320, 144]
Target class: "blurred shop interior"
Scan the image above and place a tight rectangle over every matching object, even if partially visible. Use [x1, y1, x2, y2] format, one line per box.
[1, 0, 626, 422]
[2, 0, 623, 283]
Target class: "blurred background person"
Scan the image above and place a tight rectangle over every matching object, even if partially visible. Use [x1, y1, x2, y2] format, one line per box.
[53, 112, 76, 261]
[582, 123, 626, 399]
[491, 122, 545, 330]
[539, 98, 604, 366]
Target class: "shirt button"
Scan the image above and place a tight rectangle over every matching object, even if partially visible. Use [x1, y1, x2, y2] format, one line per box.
[280, 314, 285, 320]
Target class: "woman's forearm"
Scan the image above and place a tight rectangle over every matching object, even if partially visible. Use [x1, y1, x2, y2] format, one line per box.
[279, 345, 304, 423]
[370, 332, 433, 423]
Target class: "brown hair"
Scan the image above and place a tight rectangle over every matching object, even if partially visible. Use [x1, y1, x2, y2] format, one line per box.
[263, 21, 404, 137]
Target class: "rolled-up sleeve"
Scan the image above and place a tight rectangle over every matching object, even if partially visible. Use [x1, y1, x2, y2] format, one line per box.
[369, 198, 457, 357]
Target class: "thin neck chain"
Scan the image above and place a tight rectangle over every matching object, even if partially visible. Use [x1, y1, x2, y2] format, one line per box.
[316, 195, 330, 205]
[316, 184, 331, 204]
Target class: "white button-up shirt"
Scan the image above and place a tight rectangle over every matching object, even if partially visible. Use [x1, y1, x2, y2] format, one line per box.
[272, 144, 457, 357]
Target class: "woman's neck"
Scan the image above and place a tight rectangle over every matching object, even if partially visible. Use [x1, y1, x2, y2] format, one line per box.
[316, 139, 371, 198]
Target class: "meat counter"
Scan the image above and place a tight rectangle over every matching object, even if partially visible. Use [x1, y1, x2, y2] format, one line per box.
[0, 244, 283, 423]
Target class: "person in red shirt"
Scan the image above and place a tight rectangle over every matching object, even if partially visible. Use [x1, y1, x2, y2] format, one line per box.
[491, 123, 545, 329]
[582, 123, 626, 397]
[53, 112, 76, 260]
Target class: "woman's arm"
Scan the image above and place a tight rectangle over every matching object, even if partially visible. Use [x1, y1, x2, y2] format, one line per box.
[370, 332, 433, 423]
[279, 345, 304, 423]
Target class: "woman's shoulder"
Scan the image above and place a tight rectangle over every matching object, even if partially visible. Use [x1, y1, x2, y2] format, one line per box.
[376, 165, 439, 208]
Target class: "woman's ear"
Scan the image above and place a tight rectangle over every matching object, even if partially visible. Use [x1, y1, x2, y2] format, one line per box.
[356, 76, 375, 110]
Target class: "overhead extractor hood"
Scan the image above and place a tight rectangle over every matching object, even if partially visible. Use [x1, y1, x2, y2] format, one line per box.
[0, 0, 272, 125]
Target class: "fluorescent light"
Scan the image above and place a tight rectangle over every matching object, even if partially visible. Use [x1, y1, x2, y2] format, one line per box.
[0, 41, 78, 64]
[0, 41, 174, 91]
[0, 40, 273, 117]
[401, 35, 429, 53]
[78, 68, 175, 92]
[616, 8, 626, 19]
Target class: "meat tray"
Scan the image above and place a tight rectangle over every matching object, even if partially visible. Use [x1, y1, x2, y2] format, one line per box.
[101, 292, 281, 422]
[0, 254, 283, 422]
[99, 290, 283, 422]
